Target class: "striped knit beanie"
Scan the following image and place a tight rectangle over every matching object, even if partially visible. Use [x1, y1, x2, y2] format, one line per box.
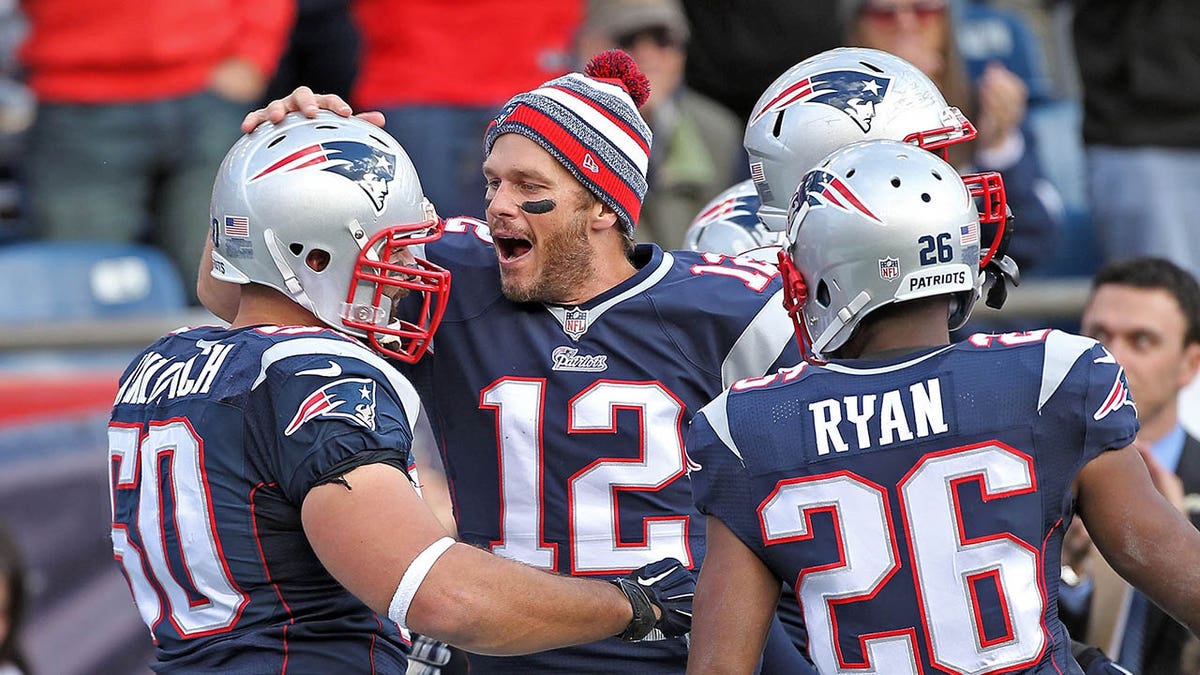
[483, 49, 653, 237]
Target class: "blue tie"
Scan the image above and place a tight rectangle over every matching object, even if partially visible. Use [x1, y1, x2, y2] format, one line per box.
[1117, 591, 1148, 671]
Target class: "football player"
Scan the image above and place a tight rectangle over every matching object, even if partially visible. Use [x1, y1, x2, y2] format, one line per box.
[685, 139, 1200, 673]
[204, 51, 807, 673]
[688, 48, 1016, 307]
[110, 112, 692, 673]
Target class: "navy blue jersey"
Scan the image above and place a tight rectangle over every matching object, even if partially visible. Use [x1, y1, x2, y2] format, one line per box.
[688, 329, 1139, 675]
[109, 324, 423, 673]
[404, 217, 800, 672]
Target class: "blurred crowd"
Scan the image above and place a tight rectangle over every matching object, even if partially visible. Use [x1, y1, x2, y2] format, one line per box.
[0, 0, 1194, 307]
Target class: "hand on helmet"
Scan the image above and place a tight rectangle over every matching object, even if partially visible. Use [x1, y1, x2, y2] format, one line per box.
[241, 86, 386, 134]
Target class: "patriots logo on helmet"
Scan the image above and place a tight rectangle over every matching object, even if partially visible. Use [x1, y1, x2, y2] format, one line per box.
[792, 169, 882, 224]
[691, 193, 759, 230]
[285, 376, 378, 436]
[251, 141, 397, 212]
[751, 70, 892, 133]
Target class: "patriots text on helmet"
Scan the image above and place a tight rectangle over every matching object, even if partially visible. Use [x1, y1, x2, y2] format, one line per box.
[907, 270, 967, 292]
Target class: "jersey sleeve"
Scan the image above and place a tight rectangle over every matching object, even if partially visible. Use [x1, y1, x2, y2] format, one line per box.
[261, 351, 420, 505]
[656, 251, 802, 388]
[720, 287, 804, 389]
[1081, 342, 1139, 461]
[411, 217, 507, 325]
[687, 391, 769, 558]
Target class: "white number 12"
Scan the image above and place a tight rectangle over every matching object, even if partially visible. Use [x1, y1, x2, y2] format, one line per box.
[481, 378, 693, 575]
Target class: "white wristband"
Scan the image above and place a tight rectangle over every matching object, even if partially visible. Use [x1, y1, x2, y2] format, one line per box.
[387, 536, 455, 628]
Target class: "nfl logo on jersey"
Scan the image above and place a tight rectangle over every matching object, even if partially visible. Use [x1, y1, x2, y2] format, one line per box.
[879, 257, 900, 281]
[564, 307, 590, 340]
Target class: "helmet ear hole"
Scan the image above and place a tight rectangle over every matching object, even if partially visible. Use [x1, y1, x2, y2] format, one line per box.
[306, 249, 330, 272]
[289, 242, 304, 256]
[816, 280, 831, 307]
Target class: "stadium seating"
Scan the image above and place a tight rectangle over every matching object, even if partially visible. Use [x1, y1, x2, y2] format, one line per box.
[0, 241, 186, 323]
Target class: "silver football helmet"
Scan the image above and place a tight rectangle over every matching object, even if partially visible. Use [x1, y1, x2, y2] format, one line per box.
[778, 140, 997, 360]
[683, 180, 784, 262]
[745, 47, 977, 232]
[209, 111, 450, 362]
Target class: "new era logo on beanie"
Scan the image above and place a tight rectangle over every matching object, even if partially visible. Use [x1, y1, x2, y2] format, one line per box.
[484, 49, 653, 237]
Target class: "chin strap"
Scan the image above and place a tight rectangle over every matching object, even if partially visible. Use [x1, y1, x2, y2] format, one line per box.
[983, 254, 1021, 310]
[263, 228, 318, 314]
[777, 249, 822, 363]
[981, 207, 1020, 310]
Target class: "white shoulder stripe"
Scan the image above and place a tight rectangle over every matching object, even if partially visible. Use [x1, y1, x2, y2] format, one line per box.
[1039, 331, 1097, 411]
[253, 337, 421, 428]
[699, 390, 742, 462]
[721, 288, 796, 388]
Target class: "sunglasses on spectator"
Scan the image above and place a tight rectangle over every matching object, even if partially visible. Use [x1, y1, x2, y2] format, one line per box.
[859, 1, 948, 22]
[615, 26, 681, 50]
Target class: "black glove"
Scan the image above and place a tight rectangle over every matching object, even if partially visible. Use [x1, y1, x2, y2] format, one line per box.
[1071, 640, 1132, 675]
[406, 632, 453, 675]
[611, 558, 694, 641]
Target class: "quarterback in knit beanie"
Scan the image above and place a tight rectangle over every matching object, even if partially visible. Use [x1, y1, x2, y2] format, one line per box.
[483, 50, 653, 238]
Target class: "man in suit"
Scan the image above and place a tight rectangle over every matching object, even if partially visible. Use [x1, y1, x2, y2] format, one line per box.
[1062, 256, 1200, 673]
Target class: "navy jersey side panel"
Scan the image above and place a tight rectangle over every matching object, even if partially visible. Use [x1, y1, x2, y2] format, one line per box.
[109, 326, 416, 673]
[689, 330, 1138, 675]
[409, 223, 799, 673]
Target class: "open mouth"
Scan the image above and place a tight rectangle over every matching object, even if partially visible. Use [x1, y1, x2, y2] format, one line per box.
[494, 234, 533, 262]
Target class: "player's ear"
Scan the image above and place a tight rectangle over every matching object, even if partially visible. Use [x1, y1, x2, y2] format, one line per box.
[581, 189, 619, 233]
[1179, 340, 1200, 388]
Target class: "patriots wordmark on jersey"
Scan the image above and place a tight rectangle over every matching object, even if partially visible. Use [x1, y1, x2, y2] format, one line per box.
[109, 325, 422, 673]
[689, 329, 1138, 675]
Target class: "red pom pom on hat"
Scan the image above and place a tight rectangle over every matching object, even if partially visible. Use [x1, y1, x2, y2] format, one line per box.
[584, 49, 651, 108]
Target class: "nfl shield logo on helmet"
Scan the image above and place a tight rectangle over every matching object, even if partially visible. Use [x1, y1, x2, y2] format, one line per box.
[879, 257, 900, 281]
[564, 307, 589, 340]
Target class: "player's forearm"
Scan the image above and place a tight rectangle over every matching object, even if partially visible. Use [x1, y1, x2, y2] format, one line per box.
[687, 516, 778, 673]
[1102, 502, 1200, 633]
[406, 544, 633, 655]
[1080, 447, 1200, 633]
